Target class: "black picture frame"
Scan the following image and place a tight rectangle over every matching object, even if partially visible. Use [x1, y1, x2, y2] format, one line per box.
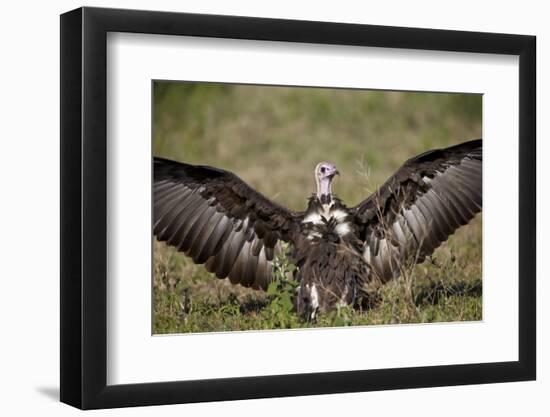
[60, 6, 536, 410]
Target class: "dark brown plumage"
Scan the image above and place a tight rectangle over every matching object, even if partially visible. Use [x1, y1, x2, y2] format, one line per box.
[353, 140, 482, 283]
[153, 159, 301, 290]
[153, 139, 482, 319]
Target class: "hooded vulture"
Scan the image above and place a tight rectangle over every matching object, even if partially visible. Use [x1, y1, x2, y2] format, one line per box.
[154, 139, 482, 319]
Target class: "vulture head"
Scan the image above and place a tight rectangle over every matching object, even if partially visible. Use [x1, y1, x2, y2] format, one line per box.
[315, 161, 339, 201]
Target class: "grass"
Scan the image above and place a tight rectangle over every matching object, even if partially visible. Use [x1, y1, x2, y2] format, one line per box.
[153, 82, 482, 334]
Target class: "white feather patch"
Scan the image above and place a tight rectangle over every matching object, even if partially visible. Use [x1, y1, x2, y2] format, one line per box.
[334, 222, 352, 237]
[363, 246, 371, 263]
[330, 209, 348, 221]
[306, 231, 323, 240]
[303, 212, 324, 225]
[310, 284, 320, 319]
[303, 206, 352, 238]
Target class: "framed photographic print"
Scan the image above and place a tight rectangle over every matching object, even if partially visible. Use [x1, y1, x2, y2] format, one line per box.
[60, 6, 536, 410]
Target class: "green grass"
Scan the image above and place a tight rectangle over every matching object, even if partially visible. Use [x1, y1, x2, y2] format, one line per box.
[152, 82, 482, 334]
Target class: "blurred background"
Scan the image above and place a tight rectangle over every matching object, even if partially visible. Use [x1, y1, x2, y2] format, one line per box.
[152, 82, 482, 333]
[153, 82, 482, 210]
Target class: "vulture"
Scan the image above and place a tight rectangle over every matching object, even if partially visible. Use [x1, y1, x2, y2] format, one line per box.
[154, 139, 482, 320]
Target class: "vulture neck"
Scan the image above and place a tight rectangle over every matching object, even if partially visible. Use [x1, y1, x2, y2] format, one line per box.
[316, 177, 333, 206]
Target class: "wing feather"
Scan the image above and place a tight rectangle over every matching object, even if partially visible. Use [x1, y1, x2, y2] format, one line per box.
[153, 157, 302, 290]
[353, 139, 482, 281]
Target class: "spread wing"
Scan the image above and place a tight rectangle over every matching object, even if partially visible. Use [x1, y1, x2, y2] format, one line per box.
[352, 139, 482, 282]
[153, 157, 302, 289]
